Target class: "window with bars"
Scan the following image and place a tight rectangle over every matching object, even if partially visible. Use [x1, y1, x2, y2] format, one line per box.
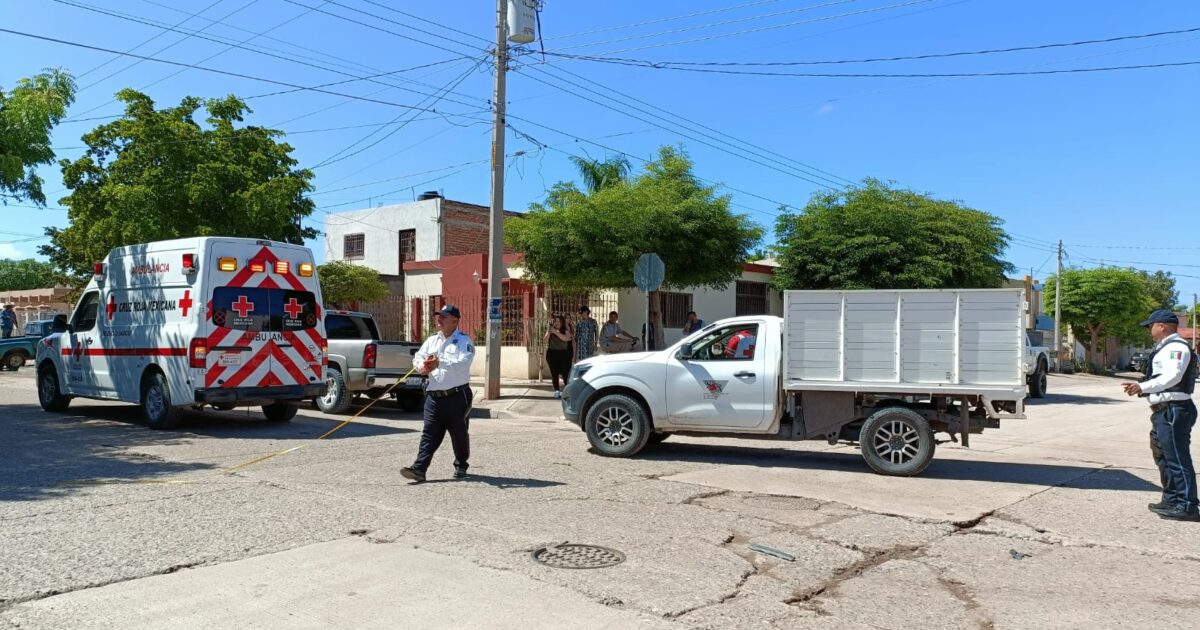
[343, 233, 365, 260]
[399, 229, 416, 263]
[661, 292, 693, 328]
[735, 281, 769, 316]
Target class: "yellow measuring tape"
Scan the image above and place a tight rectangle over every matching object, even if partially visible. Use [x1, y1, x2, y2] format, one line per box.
[61, 366, 420, 487]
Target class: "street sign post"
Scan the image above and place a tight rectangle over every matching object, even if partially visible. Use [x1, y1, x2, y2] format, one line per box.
[634, 253, 665, 350]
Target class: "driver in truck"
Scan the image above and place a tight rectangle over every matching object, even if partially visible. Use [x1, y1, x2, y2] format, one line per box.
[725, 328, 756, 359]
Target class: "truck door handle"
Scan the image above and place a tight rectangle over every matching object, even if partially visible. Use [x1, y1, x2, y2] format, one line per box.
[84, 338, 94, 345]
[734, 371, 755, 378]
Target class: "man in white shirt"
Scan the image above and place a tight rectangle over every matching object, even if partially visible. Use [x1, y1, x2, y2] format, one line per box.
[1122, 309, 1198, 521]
[401, 305, 476, 483]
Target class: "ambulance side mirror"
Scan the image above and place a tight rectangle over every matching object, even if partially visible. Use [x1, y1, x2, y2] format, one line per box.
[51, 315, 70, 333]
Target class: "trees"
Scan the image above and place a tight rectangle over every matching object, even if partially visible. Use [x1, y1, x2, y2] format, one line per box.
[772, 178, 1012, 290]
[0, 258, 59, 291]
[0, 69, 77, 206]
[318, 261, 389, 307]
[42, 90, 316, 277]
[1137, 270, 1177, 311]
[1043, 267, 1153, 370]
[568, 155, 631, 193]
[506, 146, 762, 290]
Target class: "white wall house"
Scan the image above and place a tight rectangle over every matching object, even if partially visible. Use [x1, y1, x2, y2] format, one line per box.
[324, 197, 442, 277]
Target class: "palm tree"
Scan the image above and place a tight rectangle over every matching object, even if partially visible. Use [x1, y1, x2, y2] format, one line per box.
[569, 155, 631, 193]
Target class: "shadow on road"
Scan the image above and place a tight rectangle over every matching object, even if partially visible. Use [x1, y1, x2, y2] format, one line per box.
[635, 442, 1158, 491]
[1033, 391, 1124, 405]
[421, 474, 565, 489]
[0, 401, 412, 503]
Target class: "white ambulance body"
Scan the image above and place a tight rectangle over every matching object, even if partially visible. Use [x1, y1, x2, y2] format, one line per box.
[36, 237, 327, 429]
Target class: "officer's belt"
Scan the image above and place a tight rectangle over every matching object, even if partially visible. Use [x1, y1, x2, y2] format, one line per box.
[427, 384, 470, 399]
[1151, 399, 1193, 412]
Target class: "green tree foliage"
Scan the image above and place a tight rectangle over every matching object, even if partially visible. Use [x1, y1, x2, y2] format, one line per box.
[1137, 270, 1178, 311]
[1043, 267, 1153, 369]
[317, 261, 389, 307]
[568, 155, 631, 193]
[772, 179, 1013, 290]
[42, 90, 316, 277]
[0, 69, 77, 206]
[506, 146, 762, 290]
[0, 258, 59, 291]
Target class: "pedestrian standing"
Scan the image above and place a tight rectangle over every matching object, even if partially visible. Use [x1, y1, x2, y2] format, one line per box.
[682, 311, 705, 335]
[575, 306, 598, 361]
[544, 315, 573, 399]
[1122, 309, 1199, 521]
[1, 305, 15, 339]
[401, 304, 476, 483]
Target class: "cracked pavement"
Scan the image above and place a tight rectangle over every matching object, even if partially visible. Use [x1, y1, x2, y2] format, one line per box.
[2, 372, 1198, 629]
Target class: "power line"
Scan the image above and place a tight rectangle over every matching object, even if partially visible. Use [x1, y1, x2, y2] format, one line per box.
[0, 28, 493, 119]
[543, 0, 780, 42]
[278, 0, 485, 58]
[548, 26, 1200, 67]
[554, 0, 863, 51]
[355, 0, 490, 44]
[71, 0, 226, 81]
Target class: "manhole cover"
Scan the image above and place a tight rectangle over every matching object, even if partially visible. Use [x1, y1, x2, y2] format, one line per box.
[531, 544, 626, 569]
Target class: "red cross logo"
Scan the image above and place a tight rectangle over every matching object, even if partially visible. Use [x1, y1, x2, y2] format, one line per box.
[283, 297, 304, 319]
[106, 296, 116, 321]
[179, 290, 193, 317]
[231, 295, 255, 317]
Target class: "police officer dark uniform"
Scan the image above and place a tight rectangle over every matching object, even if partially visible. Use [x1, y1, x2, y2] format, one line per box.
[401, 305, 476, 483]
[1122, 309, 1199, 521]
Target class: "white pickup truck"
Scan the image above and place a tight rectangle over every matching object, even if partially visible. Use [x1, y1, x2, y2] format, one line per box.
[1024, 332, 1050, 398]
[562, 289, 1027, 476]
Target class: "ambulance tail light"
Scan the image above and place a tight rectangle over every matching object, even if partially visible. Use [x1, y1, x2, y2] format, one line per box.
[363, 343, 377, 369]
[299, 262, 314, 277]
[274, 261, 290, 275]
[189, 338, 208, 369]
[249, 259, 266, 273]
[182, 253, 197, 274]
[321, 344, 328, 366]
[92, 262, 105, 279]
[218, 257, 237, 272]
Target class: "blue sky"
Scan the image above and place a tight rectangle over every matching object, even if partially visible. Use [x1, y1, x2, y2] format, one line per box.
[3, 0, 1199, 301]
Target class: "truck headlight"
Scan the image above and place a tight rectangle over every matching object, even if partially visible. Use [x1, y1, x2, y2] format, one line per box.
[568, 363, 592, 384]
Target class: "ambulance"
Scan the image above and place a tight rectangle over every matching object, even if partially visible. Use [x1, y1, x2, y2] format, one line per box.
[36, 237, 327, 429]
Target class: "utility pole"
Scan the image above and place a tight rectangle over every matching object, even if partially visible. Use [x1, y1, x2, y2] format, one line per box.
[1053, 239, 1063, 372]
[484, 0, 508, 400]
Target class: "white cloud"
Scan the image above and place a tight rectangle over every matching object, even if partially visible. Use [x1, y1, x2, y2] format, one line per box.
[815, 103, 836, 116]
[0, 244, 22, 260]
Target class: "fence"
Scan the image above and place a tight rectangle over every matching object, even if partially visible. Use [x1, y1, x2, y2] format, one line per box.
[356, 293, 532, 347]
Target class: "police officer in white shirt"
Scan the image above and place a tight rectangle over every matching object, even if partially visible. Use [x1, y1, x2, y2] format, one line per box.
[1122, 309, 1199, 521]
[401, 305, 476, 483]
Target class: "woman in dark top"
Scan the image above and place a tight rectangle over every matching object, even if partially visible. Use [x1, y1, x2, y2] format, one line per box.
[544, 315, 574, 398]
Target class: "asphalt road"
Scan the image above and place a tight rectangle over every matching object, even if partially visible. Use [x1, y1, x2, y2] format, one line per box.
[1, 372, 1198, 629]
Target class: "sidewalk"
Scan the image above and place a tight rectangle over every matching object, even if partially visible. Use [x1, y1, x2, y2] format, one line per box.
[469, 378, 566, 420]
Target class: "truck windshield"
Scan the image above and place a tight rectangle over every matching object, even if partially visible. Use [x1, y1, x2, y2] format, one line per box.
[212, 287, 318, 331]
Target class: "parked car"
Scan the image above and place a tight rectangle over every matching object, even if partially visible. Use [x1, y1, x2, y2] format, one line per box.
[1024, 332, 1050, 398]
[317, 310, 425, 414]
[1129, 350, 1149, 373]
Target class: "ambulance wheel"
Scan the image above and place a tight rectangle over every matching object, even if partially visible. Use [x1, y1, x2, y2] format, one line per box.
[263, 402, 298, 423]
[37, 364, 72, 412]
[141, 371, 182, 430]
[316, 368, 351, 414]
[584, 393, 652, 458]
[859, 407, 934, 477]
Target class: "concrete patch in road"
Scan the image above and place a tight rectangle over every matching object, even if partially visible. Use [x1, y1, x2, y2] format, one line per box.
[1, 537, 675, 630]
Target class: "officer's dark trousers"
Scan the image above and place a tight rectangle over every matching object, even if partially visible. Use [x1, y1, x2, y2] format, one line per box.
[1150, 400, 1198, 511]
[413, 386, 471, 473]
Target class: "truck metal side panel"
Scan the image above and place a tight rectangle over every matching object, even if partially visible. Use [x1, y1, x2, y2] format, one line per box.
[784, 289, 1023, 393]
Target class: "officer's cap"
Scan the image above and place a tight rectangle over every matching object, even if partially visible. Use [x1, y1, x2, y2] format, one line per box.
[1139, 309, 1179, 327]
[437, 304, 461, 319]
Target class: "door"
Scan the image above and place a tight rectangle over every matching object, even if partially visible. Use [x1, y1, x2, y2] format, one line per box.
[665, 322, 769, 429]
[62, 290, 105, 395]
[208, 286, 321, 389]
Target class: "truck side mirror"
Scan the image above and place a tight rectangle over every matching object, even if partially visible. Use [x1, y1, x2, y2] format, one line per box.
[679, 345, 694, 361]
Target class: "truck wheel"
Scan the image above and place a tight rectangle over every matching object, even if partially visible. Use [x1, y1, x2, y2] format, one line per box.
[859, 407, 935, 477]
[142, 372, 182, 430]
[398, 391, 423, 412]
[584, 394, 652, 458]
[3, 350, 28, 370]
[262, 402, 298, 422]
[37, 364, 72, 412]
[1028, 362, 1047, 398]
[316, 368, 352, 414]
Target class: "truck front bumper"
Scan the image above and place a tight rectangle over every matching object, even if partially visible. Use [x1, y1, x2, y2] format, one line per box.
[195, 383, 327, 405]
[561, 379, 595, 429]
